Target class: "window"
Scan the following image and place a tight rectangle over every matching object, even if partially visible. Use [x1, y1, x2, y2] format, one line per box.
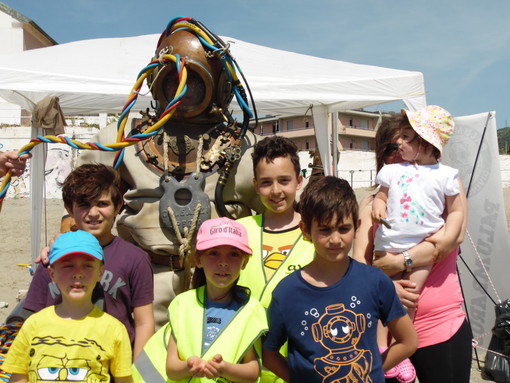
[359, 119, 368, 130]
[287, 120, 293, 131]
[273, 121, 280, 133]
[305, 120, 310, 128]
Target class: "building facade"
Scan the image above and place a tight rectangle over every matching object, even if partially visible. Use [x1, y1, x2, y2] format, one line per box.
[0, 2, 57, 125]
[256, 109, 383, 152]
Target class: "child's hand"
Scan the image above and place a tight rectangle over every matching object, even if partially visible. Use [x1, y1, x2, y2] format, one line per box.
[35, 233, 61, 265]
[204, 354, 225, 379]
[187, 356, 208, 378]
[372, 188, 389, 223]
[371, 205, 387, 222]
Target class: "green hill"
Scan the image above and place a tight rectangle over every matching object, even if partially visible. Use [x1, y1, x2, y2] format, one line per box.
[498, 127, 510, 154]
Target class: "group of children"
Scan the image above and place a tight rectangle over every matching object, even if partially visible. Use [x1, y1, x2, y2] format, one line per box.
[2, 105, 464, 382]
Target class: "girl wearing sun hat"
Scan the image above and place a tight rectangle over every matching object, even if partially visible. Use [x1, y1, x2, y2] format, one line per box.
[371, 105, 466, 383]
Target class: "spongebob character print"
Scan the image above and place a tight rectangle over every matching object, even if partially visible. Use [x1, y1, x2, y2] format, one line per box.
[2, 306, 132, 382]
[264, 258, 407, 382]
[374, 161, 460, 252]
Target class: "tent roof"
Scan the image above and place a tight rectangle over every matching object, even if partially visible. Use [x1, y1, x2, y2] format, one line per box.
[0, 33, 426, 116]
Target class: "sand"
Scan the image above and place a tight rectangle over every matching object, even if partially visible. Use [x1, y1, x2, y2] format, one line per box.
[0, 198, 64, 320]
[1, 190, 509, 382]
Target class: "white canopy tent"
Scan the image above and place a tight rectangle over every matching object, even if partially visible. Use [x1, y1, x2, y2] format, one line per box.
[0, 33, 427, 175]
[2, 33, 510, 357]
[0, 33, 426, 273]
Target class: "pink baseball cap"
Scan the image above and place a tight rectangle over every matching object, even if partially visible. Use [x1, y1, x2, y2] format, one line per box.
[196, 217, 252, 254]
[402, 105, 455, 153]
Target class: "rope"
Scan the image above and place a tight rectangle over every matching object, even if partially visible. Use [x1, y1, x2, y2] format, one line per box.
[167, 202, 202, 290]
[0, 17, 256, 205]
[465, 229, 502, 304]
[472, 336, 510, 360]
[194, 136, 204, 177]
[163, 130, 170, 182]
[0, 321, 22, 382]
[0, 53, 188, 204]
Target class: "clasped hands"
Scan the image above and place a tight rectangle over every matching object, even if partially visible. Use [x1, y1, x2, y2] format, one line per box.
[187, 354, 226, 380]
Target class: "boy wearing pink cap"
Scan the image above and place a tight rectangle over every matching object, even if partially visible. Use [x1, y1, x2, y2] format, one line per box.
[371, 105, 466, 382]
[165, 217, 268, 382]
[2, 230, 133, 383]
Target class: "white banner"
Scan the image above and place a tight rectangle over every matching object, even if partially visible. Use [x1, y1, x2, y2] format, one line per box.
[442, 111, 510, 348]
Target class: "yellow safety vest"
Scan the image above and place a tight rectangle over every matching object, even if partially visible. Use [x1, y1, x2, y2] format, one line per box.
[237, 215, 315, 308]
[237, 215, 315, 383]
[133, 286, 268, 383]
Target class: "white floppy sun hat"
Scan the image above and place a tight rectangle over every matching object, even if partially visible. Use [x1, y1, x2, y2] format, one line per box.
[402, 105, 455, 153]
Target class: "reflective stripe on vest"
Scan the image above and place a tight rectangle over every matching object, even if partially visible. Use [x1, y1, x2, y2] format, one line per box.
[237, 215, 315, 307]
[132, 324, 172, 383]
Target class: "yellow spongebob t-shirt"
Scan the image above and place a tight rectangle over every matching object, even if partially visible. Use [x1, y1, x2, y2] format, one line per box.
[2, 305, 132, 382]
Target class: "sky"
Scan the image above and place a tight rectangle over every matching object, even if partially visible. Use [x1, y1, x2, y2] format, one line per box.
[4, 0, 510, 127]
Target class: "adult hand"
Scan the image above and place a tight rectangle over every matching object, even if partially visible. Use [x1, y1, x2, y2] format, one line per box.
[0, 151, 32, 177]
[372, 251, 405, 277]
[393, 280, 419, 311]
[424, 232, 456, 262]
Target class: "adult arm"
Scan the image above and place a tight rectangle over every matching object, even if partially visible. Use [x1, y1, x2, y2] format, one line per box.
[354, 192, 441, 274]
[132, 303, 155, 361]
[353, 194, 420, 309]
[0, 151, 31, 177]
[352, 194, 376, 264]
[262, 349, 290, 382]
[425, 179, 468, 259]
[372, 241, 437, 277]
[374, 178, 468, 275]
[428, 192, 464, 257]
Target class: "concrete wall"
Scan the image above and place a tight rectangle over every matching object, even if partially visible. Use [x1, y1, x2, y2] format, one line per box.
[2, 125, 508, 199]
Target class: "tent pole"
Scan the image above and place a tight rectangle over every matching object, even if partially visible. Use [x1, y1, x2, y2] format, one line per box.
[30, 127, 45, 271]
[332, 112, 338, 176]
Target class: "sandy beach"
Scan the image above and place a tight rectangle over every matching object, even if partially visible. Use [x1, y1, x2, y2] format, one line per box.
[1, 189, 509, 382]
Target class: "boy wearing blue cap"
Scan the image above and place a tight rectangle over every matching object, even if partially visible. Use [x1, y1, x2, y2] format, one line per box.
[24, 163, 154, 361]
[2, 230, 133, 383]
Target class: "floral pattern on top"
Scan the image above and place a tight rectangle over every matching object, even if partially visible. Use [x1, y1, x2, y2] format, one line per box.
[397, 170, 425, 225]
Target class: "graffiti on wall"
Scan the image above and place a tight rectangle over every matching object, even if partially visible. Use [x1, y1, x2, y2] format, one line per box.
[4, 146, 78, 199]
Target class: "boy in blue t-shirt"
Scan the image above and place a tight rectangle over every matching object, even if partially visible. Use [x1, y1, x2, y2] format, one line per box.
[262, 176, 417, 383]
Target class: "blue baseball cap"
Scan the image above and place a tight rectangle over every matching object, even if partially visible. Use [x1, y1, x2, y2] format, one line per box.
[49, 230, 104, 265]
